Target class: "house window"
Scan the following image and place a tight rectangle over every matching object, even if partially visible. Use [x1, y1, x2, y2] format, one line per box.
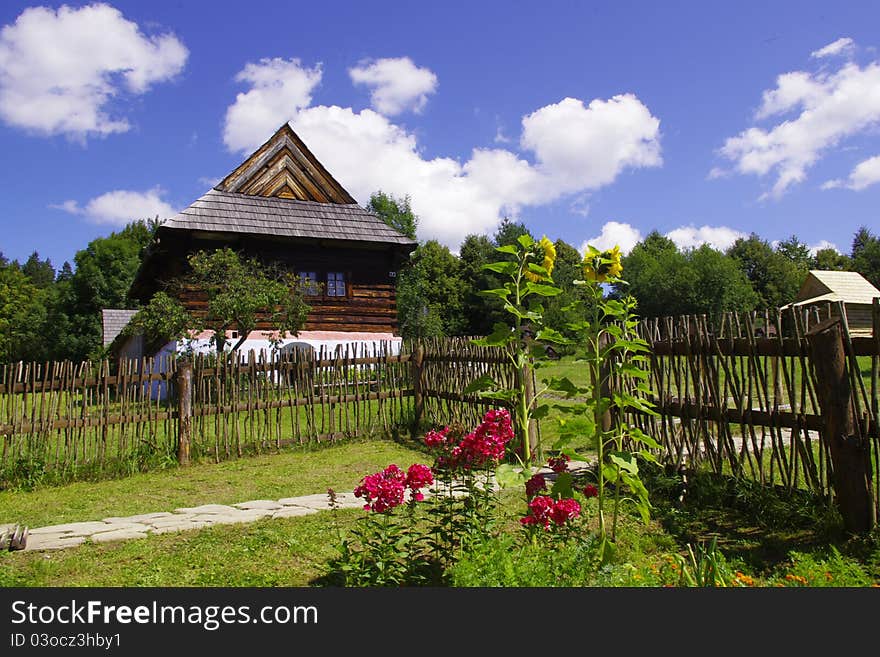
[298, 271, 320, 296]
[327, 271, 346, 297]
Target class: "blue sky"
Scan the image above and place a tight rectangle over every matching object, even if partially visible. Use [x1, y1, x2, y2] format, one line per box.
[1, 0, 879, 270]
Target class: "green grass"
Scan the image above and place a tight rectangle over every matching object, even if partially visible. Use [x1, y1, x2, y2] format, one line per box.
[1, 440, 878, 587]
[0, 436, 430, 528]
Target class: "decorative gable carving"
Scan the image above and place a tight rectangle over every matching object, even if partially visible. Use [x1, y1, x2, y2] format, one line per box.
[216, 123, 356, 204]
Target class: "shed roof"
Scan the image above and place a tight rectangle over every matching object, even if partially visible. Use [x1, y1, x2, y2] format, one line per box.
[101, 309, 138, 347]
[793, 270, 880, 305]
[160, 189, 415, 246]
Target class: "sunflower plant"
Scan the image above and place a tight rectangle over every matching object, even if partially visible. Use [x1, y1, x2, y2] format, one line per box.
[465, 234, 567, 476]
[550, 244, 660, 559]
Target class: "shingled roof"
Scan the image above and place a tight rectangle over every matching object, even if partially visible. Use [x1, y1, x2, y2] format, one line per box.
[792, 270, 880, 306]
[160, 188, 415, 246]
[101, 309, 138, 347]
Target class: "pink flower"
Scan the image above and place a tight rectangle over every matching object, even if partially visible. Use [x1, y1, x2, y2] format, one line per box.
[520, 495, 555, 530]
[525, 473, 547, 498]
[583, 484, 598, 498]
[550, 498, 581, 526]
[405, 463, 434, 491]
[424, 427, 451, 448]
[547, 455, 570, 474]
[353, 464, 407, 513]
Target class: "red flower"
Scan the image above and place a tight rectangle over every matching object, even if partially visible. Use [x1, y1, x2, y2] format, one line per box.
[424, 427, 451, 448]
[405, 463, 434, 491]
[353, 464, 407, 513]
[520, 495, 555, 530]
[583, 484, 598, 498]
[436, 409, 514, 470]
[547, 455, 570, 474]
[550, 498, 581, 525]
[525, 473, 547, 498]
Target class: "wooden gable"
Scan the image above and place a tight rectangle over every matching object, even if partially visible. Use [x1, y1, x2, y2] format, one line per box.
[216, 123, 356, 204]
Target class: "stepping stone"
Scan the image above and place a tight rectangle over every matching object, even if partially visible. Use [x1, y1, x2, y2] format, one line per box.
[29, 521, 112, 536]
[190, 509, 272, 526]
[90, 529, 149, 543]
[147, 513, 198, 528]
[94, 522, 152, 533]
[278, 493, 339, 510]
[272, 507, 318, 519]
[173, 504, 238, 515]
[24, 535, 86, 551]
[150, 522, 211, 535]
[103, 512, 174, 524]
[233, 500, 283, 511]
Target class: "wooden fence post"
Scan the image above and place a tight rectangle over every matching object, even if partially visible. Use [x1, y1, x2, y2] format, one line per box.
[177, 359, 193, 466]
[411, 344, 425, 432]
[806, 316, 875, 534]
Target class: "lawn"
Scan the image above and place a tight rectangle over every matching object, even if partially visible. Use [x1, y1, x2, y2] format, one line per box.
[1, 434, 878, 588]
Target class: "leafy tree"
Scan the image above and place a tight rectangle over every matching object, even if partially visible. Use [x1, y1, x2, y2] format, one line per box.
[459, 233, 506, 336]
[775, 235, 812, 269]
[185, 248, 311, 353]
[493, 218, 532, 248]
[0, 264, 48, 362]
[21, 251, 55, 288]
[396, 240, 465, 338]
[727, 233, 802, 308]
[622, 233, 757, 319]
[683, 244, 758, 319]
[618, 232, 690, 317]
[368, 191, 418, 240]
[814, 248, 850, 271]
[123, 291, 194, 354]
[850, 226, 880, 288]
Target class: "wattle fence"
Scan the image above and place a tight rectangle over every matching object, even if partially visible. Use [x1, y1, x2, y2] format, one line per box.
[2, 300, 878, 525]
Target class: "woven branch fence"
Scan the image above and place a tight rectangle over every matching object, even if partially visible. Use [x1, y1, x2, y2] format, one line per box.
[1, 299, 878, 523]
[627, 299, 879, 526]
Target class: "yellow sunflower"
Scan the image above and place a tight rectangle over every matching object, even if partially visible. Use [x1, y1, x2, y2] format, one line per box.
[583, 244, 623, 283]
[524, 235, 557, 282]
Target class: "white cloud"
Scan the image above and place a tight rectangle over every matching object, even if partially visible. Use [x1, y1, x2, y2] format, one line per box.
[222, 61, 662, 249]
[581, 221, 643, 255]
[809, 239, 839, 254]
[520, 96, 662, 196]
[823, 154, 880, 191]
[0, 3, 187, 140]
[52, 187, 176, 225]
[349, 57, 437, 116]
[811, 37, 855, 59]
[666, 224, 746, 251]
[717, 41, 880, 198]
[223, 58, 322, 153]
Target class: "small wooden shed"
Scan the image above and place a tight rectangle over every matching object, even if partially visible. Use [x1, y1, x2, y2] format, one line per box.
[785, 270, 880, 335]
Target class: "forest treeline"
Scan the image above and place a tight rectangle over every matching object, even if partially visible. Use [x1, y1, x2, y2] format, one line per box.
[1, 193, 878, 362]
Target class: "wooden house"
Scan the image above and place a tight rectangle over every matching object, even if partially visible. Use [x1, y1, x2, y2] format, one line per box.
[122, 123, 417, 358]
[783, 270, 880, 335]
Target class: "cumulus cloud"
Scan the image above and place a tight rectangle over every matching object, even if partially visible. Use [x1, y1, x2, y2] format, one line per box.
[822, 154, 880, 190]
[717, 40, 880, 198]
[223, 58, 322, 154]
[52, 187, 176, 225]
[580, 221, 748, 256]
[0, 3, 187, 140]
[581, 221, 643, 255]
[809, 239, 839, 254]
[666, 224, 746, 251]
[222, 59, 662, 249]
[811, 37, 855, 59]
[349, 57, 438, 116]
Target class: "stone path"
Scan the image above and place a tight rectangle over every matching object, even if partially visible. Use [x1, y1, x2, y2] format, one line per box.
[9, 460, 593, 553]
[15, 492, 365, 552]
